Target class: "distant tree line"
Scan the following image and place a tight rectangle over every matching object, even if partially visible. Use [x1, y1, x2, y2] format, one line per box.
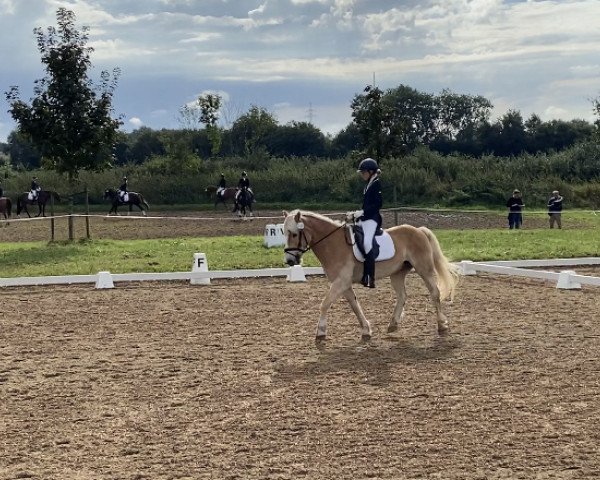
[2, 88, 596, 170]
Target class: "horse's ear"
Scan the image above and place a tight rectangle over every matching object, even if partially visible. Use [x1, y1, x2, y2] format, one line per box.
[294, 211, 301, 223]
[282, 210, 288, 217]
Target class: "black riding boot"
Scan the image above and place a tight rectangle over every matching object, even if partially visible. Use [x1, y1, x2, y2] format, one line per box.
[361, 251, 376, 288]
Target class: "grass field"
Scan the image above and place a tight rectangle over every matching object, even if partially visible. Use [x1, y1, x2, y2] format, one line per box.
[0, 227, 598, 278]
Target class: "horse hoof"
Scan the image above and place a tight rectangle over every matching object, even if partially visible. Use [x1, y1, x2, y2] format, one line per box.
[438, 326, 449, 336]
[361, 334, 372, 342]
[315, 335, 326, 343]
[387, 324, 398, 333]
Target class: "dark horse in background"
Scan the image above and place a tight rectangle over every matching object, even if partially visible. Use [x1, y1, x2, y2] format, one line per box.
[205, 185, 238, 209]
[104, 188, 149, 215]
[16, 190, 61, 218]
[0, 197, 12, 225]
[233, 187, 254, 217]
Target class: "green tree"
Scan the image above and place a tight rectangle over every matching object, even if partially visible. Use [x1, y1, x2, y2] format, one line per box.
[5, 8, 122, 181]
[6, 130, 42, 168]
[264, 121, 327, 157]
[229, 105, 278, 156]
[350, 85, 385, 157]
[198, 93, 222, 155]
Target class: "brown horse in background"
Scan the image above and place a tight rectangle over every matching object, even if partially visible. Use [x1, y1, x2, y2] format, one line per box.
[104, 189, 149, 215]
[0, 197, 12, 225]
[205, 186, 238, 208]
[16, 190, 61, 218]
[283, 210, 459, 342]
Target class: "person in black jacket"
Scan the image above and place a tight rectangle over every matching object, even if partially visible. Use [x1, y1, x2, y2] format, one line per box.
[547, 190, 563, 229]
[30, 176, 41, 201]
[217, 173, 227, 198]
[118, 176, 128, 202]
[236, 171, 253, 202]
[506, 189, 524, 229]
[348, 158, 383, 288]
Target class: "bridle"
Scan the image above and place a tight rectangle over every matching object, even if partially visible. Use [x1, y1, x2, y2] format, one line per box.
[283, 219, 346, 263]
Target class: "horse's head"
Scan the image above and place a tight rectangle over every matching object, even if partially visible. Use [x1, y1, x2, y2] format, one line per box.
[103, 189, 114, 200]
[283, 210, 313, 266]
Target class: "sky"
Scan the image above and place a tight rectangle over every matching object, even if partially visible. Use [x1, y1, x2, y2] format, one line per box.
[1, 0, 599, 143]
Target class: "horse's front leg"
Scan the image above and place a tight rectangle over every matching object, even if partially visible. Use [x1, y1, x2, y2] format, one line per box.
[341, 287, 372, 340]
[316, 277, 352, 341]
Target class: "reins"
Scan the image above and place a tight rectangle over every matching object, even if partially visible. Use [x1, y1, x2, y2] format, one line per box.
[284, 220, 347, 259]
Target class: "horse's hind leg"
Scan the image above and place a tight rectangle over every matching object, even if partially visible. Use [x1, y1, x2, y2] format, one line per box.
[388, 268, 410, 333]
[415, 265, 448, 334]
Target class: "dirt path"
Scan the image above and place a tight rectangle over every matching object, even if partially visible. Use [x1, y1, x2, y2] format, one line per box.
[1, 274, 599, 479]
[0, 209, 559, 242]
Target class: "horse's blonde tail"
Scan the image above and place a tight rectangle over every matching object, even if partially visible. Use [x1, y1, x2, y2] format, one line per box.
[419, 226, 460, 301]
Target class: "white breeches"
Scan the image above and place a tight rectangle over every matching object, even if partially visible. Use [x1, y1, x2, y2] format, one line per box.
[358, 219, 377, 254]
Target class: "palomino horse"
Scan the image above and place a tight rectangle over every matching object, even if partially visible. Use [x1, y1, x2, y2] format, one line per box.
[16, 190, 61, 218]
[233, 188, 254, 217]
[0, 197, 12, 225]
[283, 210, 459, 341]
[205, 186, 238, 208]
[104, 188, 149, 215]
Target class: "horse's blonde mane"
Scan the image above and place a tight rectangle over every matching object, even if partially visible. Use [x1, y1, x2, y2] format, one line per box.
[289, 209, 342, 226]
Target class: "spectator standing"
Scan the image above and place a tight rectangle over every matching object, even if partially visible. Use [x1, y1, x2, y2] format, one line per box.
[506, 189, 524, 229]
[547, 190, 563, 229]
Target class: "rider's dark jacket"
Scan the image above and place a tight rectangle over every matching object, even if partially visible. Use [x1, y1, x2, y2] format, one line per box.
[31, 180, 39, 191]
[238, 176, 250, 189]
[218, 177, 226, 188]
[119, 181, 128, 192]
[360, 176, 383, 228]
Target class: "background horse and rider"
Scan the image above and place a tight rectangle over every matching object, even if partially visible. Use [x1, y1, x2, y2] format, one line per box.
[283, 210, 459, 342]
[0, 197, 12, 225]
[16, 190, 61, 218]
[104, 188, 149, 215]
[205, 186, 238, 209]
[233, 187, 254, 217]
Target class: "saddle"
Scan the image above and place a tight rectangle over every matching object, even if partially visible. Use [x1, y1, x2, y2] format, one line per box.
[347, 225, 395, 262]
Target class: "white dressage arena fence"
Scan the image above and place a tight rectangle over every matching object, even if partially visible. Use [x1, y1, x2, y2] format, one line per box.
[1, 254, 599, 290]
[459, 257, 600, 290]
[0, 252, 324, 289]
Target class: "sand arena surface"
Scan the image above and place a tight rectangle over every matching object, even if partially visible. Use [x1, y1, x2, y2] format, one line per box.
[1, 272, 600, 479]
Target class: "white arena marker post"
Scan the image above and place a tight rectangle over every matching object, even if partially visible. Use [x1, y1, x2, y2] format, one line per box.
[459, 260, 477, 276]
[264, 223, 286, 248]
[556, 270, 581, 290]
[287, 265, 307, 282]
[95, 271, 114, 289]
[191, 252, 210, 285]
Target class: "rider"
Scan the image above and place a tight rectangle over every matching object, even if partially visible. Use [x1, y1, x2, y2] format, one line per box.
[30, 176, 41, 201]
[118, 176, 128, 202]
[217, 173, 227, 198]
[348, 158, 383, 289]
[236, 171, 253, 202]
[0, 180, 3, 198]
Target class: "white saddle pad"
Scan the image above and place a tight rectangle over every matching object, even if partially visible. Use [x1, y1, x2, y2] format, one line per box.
[350, 228, 396, 262]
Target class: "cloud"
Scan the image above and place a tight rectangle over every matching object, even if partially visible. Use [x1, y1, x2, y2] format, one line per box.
[129, 117, 144, 128]
[2, 0, 600, 141]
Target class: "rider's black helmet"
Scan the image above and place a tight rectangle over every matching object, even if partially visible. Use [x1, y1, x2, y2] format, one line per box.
[357, 158, 379, 173]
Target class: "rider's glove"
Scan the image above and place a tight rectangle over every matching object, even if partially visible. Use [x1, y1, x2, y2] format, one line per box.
[346, 209, 364, 222]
